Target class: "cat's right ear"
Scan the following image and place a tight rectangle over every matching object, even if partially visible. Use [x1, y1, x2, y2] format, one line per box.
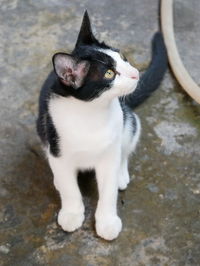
[75, 10, 98, 48]
[52, 53, 90, 89]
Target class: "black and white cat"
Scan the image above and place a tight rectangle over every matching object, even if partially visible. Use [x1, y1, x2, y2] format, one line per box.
[37, 11, 167, 241]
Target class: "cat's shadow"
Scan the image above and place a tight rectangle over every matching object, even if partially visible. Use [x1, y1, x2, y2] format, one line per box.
[1, 142, 101, 253]
[4, 142, 98, 228]
[78, 170, 97, 199]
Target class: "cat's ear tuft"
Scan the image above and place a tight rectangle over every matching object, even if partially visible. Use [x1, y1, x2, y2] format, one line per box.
[52, 53, 90, 89]
[75, 10, 98, 48]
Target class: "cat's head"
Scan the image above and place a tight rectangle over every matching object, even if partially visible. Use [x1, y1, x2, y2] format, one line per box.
[52, 11, 139, 101]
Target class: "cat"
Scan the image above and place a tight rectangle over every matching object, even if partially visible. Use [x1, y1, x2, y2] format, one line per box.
[37, 11, 167, 241]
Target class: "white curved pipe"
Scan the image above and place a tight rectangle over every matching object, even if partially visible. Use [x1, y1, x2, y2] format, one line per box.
[161, 0, 200, 104]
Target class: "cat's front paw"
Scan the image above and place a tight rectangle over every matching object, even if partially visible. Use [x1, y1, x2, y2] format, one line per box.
[95, 215, 122, 241]
[58, 208, 85, 232]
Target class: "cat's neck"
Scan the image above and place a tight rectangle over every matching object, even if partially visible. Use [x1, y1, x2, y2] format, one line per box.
[55, 94, 119, 112]
[49, 95, 121, 126]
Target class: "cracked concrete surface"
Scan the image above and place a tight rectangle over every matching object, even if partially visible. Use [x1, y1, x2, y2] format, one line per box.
[0, 0, 200, 265]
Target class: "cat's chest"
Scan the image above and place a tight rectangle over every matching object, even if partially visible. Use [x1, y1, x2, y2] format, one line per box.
[49, 96, 123, 151]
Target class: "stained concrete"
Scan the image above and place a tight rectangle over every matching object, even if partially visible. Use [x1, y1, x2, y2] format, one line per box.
[0, 0, 200, 265]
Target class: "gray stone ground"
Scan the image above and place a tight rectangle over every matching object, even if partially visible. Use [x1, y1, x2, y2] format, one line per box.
[0, 0, 200, 265]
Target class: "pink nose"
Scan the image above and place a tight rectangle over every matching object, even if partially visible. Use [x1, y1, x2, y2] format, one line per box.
[131, 72, 139, 80]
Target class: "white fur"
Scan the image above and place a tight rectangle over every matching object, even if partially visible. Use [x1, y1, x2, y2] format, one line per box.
[102, 49, 139, 80]
[47, 49, 141, 240]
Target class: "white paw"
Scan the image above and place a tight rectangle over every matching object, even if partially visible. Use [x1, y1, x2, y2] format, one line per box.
[58, 208, 85, 232]
[118, 172, 130, 190]
[95, 215, 122, 241]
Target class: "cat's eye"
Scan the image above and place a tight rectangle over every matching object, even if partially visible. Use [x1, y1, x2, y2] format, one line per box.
[104, 69, 115, 79]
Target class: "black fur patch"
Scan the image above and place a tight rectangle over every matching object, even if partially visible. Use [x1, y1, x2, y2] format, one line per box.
[46, 114, 60, 157]
[36, 71, 55, 143]
[119, 99, 128, 126]
[119, 99, 138, 134]
[131, 113, 137, 135]
[36, 71, 60, 157]
[50, 11, 118, 101]
[52, 46, 117, 101]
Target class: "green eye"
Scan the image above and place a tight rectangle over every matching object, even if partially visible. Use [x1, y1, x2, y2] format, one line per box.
[104, 69, 115, 79]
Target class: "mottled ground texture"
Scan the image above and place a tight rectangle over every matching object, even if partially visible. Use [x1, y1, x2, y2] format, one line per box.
[0, 0, 200, 265]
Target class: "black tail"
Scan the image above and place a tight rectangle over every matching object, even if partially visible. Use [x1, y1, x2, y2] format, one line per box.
[125, 32, 168, 109]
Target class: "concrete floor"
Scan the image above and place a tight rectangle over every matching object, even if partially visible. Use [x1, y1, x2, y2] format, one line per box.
[0, 0, 200, 265]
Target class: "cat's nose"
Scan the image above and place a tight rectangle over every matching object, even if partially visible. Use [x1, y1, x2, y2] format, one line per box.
[131, 70, 139, 80]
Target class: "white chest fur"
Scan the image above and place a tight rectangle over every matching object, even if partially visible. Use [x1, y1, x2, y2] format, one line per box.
[49, 95, 123, 168]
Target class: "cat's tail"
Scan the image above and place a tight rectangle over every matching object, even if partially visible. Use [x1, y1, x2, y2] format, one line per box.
[125, 32, 168, 109]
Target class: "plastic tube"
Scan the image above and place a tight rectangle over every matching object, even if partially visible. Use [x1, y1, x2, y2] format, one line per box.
[161, 0, 200, 104]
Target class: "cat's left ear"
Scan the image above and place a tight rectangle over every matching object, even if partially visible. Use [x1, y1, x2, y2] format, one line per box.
[52, 53, 90, 89]
[75, 10, 98, 48]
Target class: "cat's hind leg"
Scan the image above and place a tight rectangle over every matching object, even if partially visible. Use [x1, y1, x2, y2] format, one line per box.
[48, 152, 85, 232]
[118, 113, 141, 190]
[118, 157, 130, 190]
